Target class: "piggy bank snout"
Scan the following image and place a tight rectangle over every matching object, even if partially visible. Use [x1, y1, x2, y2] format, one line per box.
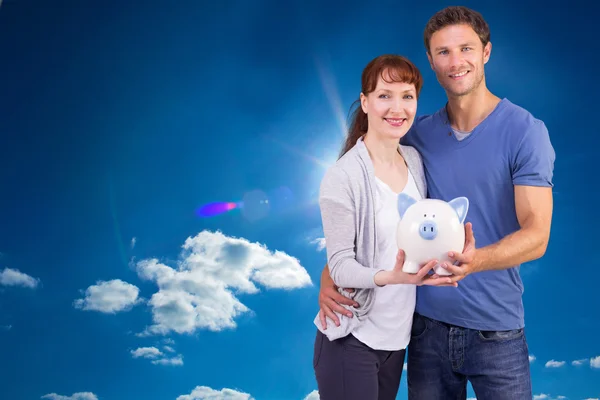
[419, 219, 438, 240]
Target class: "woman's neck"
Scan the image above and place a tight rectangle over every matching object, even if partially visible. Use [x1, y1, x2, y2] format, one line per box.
[363, 132, 402, 167]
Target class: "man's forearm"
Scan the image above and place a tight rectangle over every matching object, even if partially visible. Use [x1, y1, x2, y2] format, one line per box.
[476, 226, 549, 271]
[321, 264, 334, 287]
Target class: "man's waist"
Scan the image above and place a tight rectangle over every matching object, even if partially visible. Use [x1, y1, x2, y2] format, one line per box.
[414, 304, 524, 331]
[415, 312, 525, 334]
[415, 289, 525, 331]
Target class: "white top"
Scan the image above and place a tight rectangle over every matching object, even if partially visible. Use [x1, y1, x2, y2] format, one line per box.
[351, 168, 423, 351]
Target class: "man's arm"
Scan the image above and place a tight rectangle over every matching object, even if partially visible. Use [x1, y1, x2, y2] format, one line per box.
[319, 254, 456, 328]
[475, 185, 552, 269]
[317, 264, 358, 328]
[445, 185, 553, 280]
[445, 117, 555, 281]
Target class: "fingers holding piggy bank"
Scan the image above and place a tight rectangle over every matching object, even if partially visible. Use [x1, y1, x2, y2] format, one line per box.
[396, 193, 469, 277]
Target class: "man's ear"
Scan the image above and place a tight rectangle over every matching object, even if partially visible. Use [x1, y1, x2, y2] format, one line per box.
[483, 41, 492, 64]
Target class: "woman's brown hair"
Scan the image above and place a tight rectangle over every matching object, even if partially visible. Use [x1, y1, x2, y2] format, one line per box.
[339, 55, 423, 159]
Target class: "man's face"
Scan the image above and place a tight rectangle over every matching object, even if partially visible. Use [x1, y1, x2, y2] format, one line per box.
[427, 24, 491, 97]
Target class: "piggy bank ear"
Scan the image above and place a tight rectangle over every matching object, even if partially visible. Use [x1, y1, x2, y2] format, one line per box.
[448, 197, 469, 224]
[397, 193, 417, 219]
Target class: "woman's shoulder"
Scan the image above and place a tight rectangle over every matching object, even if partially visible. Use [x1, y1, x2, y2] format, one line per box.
[319, 144, 366, 196]
[399, 143, 423, 164]
[329, 143, 365, 176]
[399, 143, 427, 197]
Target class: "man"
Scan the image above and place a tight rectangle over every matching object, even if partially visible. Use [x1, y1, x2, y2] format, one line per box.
[316, 6, 555, 399]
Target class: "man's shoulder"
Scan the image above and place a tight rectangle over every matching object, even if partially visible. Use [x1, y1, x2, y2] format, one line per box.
[402, 109, 444, 146]
[413, 111, 442, 129]
[500, 98, 547, 130]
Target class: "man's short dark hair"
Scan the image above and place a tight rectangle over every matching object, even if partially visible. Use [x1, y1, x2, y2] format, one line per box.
[424, 6, 491, 54]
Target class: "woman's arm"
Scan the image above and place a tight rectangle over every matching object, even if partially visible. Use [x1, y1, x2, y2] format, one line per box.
[319, 167, 383, 289]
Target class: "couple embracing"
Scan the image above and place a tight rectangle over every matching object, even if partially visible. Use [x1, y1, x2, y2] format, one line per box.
[312, 6, 555, 400]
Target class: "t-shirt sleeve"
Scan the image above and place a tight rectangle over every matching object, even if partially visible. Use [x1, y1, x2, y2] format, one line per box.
[512, 120, 556, 187]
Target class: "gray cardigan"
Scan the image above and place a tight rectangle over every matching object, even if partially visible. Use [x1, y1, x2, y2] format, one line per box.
[313, 136, 427, 340]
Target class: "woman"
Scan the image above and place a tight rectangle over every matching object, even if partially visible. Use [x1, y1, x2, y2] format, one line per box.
[312, 55, 454, 400]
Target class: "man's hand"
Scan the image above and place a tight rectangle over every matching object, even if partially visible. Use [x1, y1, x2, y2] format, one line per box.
[440, 222, 481, 283]
[318, 246, 460, 329]
[318, 264, 358, 329]
[318, 283, 358, 329]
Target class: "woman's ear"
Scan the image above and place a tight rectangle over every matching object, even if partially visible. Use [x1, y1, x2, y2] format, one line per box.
[360, 92, 368, 114]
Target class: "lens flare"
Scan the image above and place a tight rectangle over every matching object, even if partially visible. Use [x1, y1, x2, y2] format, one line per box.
[196, 202, 239, 217]
[314, 54, 348, 139]
[195, 186, 295, 221]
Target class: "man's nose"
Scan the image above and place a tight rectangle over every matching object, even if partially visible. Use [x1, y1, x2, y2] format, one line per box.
[449, 50, 463, 69]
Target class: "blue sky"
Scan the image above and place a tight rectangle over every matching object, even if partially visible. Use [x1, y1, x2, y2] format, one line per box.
[0, 1, 598, 399]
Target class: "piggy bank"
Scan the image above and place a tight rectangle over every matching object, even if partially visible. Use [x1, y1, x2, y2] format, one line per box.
[396, 193, 469, 276]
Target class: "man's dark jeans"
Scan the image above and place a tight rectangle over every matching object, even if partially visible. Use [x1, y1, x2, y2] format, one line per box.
[407, 312, 532, 400]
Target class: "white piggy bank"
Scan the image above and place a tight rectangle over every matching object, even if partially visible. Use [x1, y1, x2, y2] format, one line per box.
[396, 193, 469, 276]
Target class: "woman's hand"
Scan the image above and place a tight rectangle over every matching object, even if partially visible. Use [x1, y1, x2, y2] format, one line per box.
[374, 249, 458, 287]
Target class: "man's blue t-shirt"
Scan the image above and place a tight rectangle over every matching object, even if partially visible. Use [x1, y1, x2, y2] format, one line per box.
[401, 98, 555, 331]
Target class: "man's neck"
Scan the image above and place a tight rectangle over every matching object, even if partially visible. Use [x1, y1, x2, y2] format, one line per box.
[446, 87, 501, 132]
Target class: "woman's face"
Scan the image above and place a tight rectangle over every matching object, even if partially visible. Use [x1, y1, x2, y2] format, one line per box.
[361, 74, 417, 141]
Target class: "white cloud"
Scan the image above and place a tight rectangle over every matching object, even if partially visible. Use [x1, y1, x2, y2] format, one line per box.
[590, 356, 600, 369]
[545, 360, 565, 368]
[164, 345, 175, 353]
[130, 346, 183, 366]
[163, 338, 175, 345]
[304, 390, 319, 400]
[529, 355, 536, 363]
[176, 386, 253, 400]
[74, 279, 140, 313]
[135, 230, 312, 335]
[0, 268, 40, 288]
[41, 393, 98, 400]
[310, 237, 326, 251]
[152, 355, 183, 366]
[533, 395, 568, 400]
[584, 398, 599, 400]
[572, 358, 588, 366]
[131, 237, 137, 249]
[131, 346, 162, 359]
[467, 398, 477, 400]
